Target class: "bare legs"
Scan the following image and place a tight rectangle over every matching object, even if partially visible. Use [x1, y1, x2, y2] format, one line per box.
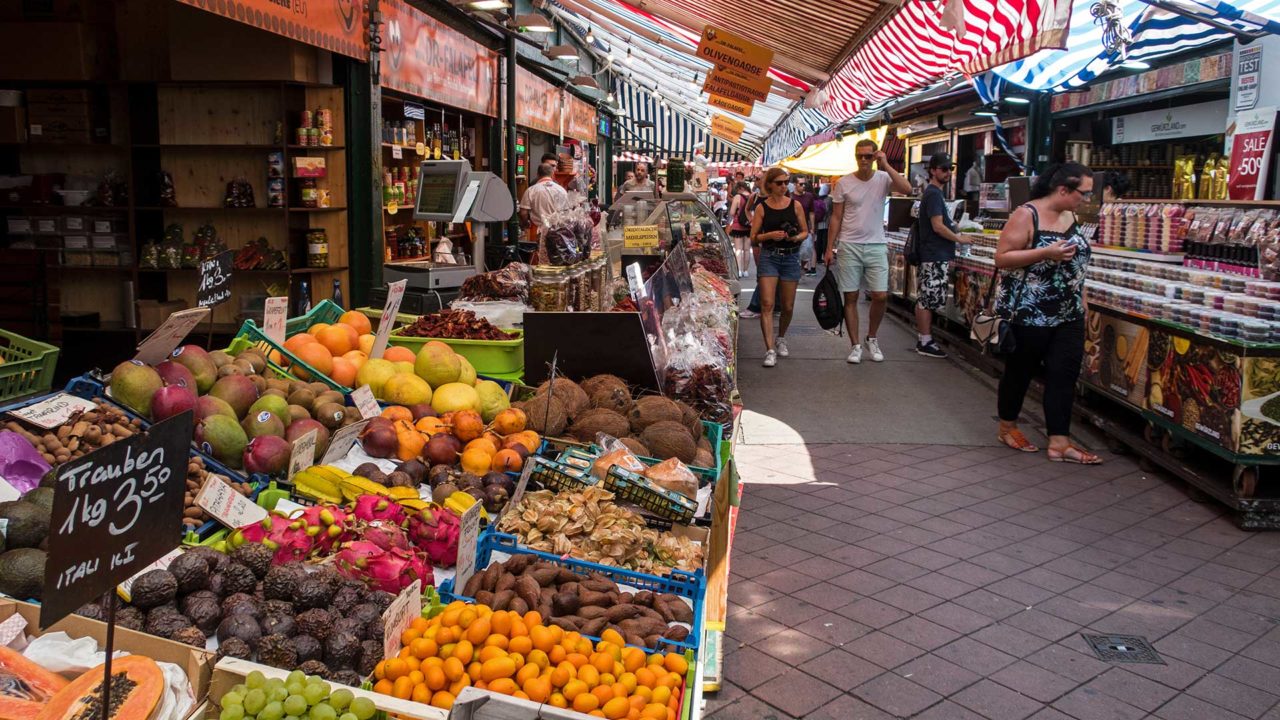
[758, 275, 779, 351]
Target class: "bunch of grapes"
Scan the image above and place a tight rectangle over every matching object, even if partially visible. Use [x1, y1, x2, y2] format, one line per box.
[218, 671, 378, 720]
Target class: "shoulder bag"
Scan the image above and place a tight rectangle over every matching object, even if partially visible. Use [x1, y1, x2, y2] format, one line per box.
[971, 206, 1037, 355]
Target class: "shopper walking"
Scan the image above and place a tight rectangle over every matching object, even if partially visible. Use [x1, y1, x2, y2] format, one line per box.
[751, 168, 808, 367]
[728, 182, 753, 278]
[813, 183, 831, 264]
[824, 140, 911, 363]
[741, 175, 768, 318]
[794, 180, 819, 275]
[995, 162, 1101, 464]
[914, 153, 967, 358]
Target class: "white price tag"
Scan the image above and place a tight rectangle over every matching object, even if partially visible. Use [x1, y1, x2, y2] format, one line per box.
[263, 296, 289, 346]
[134, 308, 210, 365]
[370, 280, 407, 360]
[453, 502, 483, 596]
[7, 393, 97, 430]
[0, 478, 19, 503]
[321, 419, 370, 464]
[0, 614, 27, 649]
[391, 145, 403, 160]
[195, 475, 268, 530]
[382, 579, 423, 659]
[287, 429, 318, 482]
[352, 386, 380, 420]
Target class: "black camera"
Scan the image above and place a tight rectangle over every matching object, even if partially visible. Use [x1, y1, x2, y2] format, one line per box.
[780, 221, 800, 238]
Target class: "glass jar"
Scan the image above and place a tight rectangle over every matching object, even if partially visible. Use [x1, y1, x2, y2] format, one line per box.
[307, 230, 329, 268]
[298, 178, 318, 208]
[530, 267, 569, 311]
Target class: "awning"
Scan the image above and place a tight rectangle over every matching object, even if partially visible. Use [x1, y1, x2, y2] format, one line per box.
[615, 80, 752, 161]
[760, 107, 833, 165]
[777, 128, 887, 177]
[994, 0, 1280, 90]
[616, 151, 655, 163]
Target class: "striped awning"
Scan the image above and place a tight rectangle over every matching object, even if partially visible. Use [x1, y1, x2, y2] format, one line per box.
[615, 151, 655, 163]
[993, 0, 1280, 90]
[760, 107, 833, 166]
[615, 80, 753, 161]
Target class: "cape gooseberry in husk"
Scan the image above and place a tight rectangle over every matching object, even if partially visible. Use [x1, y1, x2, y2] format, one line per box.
[216, 614, 262, 651]
[639, 420, 698, 464]
[290, 635, 324, 665]
[523, 394, 568, 437]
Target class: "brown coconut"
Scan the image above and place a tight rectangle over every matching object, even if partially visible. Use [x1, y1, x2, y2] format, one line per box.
[628, 396, 684, 434]
[693, 449, 715, 469]
[591, 386, 635, 416]
[618, 437, 652, 457]
[639, 420, 698, 463]
[581, 374, 629, 398]
[568, 408, 631, 443]
[535, 378, 590, 417]
[675, 400, 704, 441]
[524, 394, 569, 437]
[697, 436, 713, 454]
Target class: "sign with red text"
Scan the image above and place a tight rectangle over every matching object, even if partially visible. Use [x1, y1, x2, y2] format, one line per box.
[1229, 107, 1277, 200]
[379, 0, 499, 117]
[174, 0, 369, 60]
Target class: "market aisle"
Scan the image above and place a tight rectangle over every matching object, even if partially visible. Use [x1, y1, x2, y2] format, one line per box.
[706, 278, 1280, 720]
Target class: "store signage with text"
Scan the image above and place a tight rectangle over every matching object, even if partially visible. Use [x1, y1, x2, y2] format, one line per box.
[708, 94, 754, 117]
[1112, 101, 1228, 144]
[1228, 107, 1277, 200]
[702, 65, 771, 103]
[174, 0, 369, 60]
[711, 115, 745, 144]
[696, 26, 773, 81]
[1236, 46, 1263, 112]
[380, 0, 499, 117]
[624, 225, 660, 248]
[516, 68, 559, 138]
[566, 96, 598, 145]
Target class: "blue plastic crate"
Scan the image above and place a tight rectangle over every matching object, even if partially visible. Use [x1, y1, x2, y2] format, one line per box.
[439, 531, 705, 656]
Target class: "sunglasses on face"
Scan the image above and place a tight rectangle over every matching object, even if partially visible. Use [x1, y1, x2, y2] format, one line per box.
[770, 180, 788, 186]
[856, 154, 874, 160]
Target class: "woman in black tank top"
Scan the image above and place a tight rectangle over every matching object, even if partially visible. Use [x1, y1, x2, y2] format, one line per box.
[750, 168, 808, 367]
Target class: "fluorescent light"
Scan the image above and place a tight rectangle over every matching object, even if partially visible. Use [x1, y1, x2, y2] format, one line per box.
[1120, 59, 1150, 70]
[1004, 96, 1031, 104]
[514, 13, 552, 32]
[466, 0, 509, 9]
[545, 44, 579, 60]
[973, 108, 998, 117]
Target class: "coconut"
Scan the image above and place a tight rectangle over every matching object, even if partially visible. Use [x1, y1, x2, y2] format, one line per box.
[618, 437, 651, 457]
[639, 421, 697, 463]
[591, 386, 635, 416]
[628, 396, 683, 434]
[534, 378, 589, 417]
[524, 394, 569, 437]
[581, 374, 629, 398]
[693, 449, 715, 469]
[675, 401, 704, 440]
[567, 408, 631, 443]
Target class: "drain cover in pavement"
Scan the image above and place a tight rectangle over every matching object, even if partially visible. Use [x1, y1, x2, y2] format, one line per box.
[1082, 634, 1165, 664]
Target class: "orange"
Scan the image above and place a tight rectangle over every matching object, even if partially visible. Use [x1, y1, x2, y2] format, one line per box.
[663, 654, 687, 676]
[516, 663, 541, 686]
[641, 705, 667, 719]
[508, 635, 533, 656]
[452, 640, 475, 664]
[358, 334, 376, 355]
[591, 685, 614, 704]
[316, 324, 354, 355]
[384, 658, 408, 681]
[293, 342, 334, 379]
[466, 615, 491, 644]
[337, 322, 360, 350]
[410, 684, 430, 704]
[572, 693, 600, 713]
[391, 676, 413, 700]
[490, 611, 513, 637]
[430, 691, 455, 710]
[602, 697, 631, 719]
[635, 668, 657, 689]
[576, 664, 600, 688]
[283, 333, 316, 354]
[339, 310, 373, 335]
[328, 357, 355, 387]
[480, 657, 516, 682]
[488, 678, 518, 695]
[307, 322, 330, 336]
[383, 345, 416, 363]
[484, 634, 509, 651]
[443, 657, 465, 682]
[591, 653, 615, 674]
[524, 676, 551, 703]
[372, 679, 392, 695]
[341, 350, 368, 369]
[425, 665, 446, 691]
[549, 693, 568, 709]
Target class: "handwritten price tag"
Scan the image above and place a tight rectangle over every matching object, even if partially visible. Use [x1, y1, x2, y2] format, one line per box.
[453, 502, 483, 596]
[382, 579, 423, 659]
[352, 386, 380, 420]
[370, 280, 407, 360]
[195, 475, 267, 530]
[263, 296, 289, 346]
[197, 251, 233, 308]
[391, 145, 403, 160]
[7, 393, 98, 430]
[321, 419, 369, 464]
[287, 429, 318, 482]
[134, 308, 210, 366]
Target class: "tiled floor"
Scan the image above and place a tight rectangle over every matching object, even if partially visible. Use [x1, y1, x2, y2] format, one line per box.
[709, 279, 1280, 719]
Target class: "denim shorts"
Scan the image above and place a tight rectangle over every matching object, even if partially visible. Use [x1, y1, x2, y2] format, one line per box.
[757, 246, 803, 281]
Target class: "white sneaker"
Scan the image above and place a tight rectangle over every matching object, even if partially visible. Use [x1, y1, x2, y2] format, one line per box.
[866, 337, 885, 362]
[847, 345, 863, 364]
[763, 350, 777, 367]
[776, 337, 789, 357]
[740, 309, 760, 318]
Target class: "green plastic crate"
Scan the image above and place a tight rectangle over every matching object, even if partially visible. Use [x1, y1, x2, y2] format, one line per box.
[0, 330, 59, 403]
[285, 299, 346, 336]
[387, 329, 524, 375]
[234, 320, 351, 392]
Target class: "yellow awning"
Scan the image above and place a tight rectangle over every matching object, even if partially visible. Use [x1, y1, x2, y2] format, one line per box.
[778, 127, 886, 177]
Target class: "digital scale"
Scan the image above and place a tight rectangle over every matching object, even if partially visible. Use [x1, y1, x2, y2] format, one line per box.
[383, 159, 515, 292]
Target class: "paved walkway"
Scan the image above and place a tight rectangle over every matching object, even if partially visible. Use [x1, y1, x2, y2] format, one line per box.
[707, 273, 1280, 719]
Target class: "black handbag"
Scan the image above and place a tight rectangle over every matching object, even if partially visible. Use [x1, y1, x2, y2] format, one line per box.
[970, 274, 1022, 355]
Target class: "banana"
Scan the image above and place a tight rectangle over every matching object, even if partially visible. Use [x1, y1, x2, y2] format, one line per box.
[339, 476, 392, 502]
[293, 469, 344, 504]
[310, 465, 353, 483]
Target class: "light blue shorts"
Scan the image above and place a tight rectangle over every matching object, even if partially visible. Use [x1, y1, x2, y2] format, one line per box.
[835, 243, 889, 293]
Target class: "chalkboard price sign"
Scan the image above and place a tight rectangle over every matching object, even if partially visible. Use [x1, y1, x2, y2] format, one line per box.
[197, 251, 233, 308]
[40, 411, 193, 629]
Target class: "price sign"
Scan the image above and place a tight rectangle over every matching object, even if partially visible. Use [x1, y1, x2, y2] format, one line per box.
[321, 419, 369, 464]
[352, 386, 380, 420]
[7, 393, 98, 430]
[263, 297, 289, 346]
[41, 411, 192, 629]
[134, 308, 210, 366]
[391, 144, 403, 160]
[381, 579, 423, 659]
[370, 280, 407, 360]
[197, 251, 234, 308]
[624, 225, 660, 249]
[287, 429, 318, 482]
[453, 502, 483, 596]
[195, 475, 268, 530]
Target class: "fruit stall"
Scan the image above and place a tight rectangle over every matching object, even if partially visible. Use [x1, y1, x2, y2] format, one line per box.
[0, 236, 741, 719]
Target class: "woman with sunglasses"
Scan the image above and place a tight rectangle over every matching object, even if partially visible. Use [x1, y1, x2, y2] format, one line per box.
[751, 167, 808, 367]
[994, 162, 1101, 464]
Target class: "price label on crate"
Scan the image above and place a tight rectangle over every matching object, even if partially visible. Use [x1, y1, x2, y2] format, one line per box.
[134, 308, 210, 366]
[195, 475, 267, 530]
[196, 251, 233, 308]
[286, 429, 318, 483]
[381, 579, 423, 659]
[352, 386, 380, 420]
[321, 419, 369, 464]
[453, 502, 483, 596]
[263, 297, 289, 346]
[370, 280, 407, 360]
[7, 393, 98, 430]
[41, 411, 192, 629]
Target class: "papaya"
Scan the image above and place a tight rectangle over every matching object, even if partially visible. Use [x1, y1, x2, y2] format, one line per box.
[0, 646, 68, 720]
[35, 656, 163, 720]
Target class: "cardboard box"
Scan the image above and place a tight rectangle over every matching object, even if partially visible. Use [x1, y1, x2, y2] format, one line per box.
[0, 107, 26, 143]
[290, 157, 327, 178]
[137, 299, 187, 329]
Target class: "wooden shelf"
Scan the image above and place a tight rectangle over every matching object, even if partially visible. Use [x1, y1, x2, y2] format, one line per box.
[291, 265, 349, 274]
[2, 205, 128, 214]
[289, 145, 344, 151]
[134, 206, 284, 212]
[288, 206, 347, 212]
[3, 143, 125, 151]
[57, 265, 134, 272]
[135, 143, 284, 150]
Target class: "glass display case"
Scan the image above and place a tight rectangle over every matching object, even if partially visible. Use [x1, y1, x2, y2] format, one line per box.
[606, 191, 740, 295]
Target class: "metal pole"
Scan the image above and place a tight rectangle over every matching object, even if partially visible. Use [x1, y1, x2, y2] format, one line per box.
[506, 36, 519, 247]
[100, 592, 116, 720]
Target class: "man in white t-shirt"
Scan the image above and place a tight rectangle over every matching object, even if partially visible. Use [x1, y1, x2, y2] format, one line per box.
[518, 162, 569, 262]
[824, 139, 912, 364]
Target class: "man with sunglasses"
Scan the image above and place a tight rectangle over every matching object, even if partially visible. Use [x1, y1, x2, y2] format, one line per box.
[914, 153, 968, 358]
[825, 140, 912, 363]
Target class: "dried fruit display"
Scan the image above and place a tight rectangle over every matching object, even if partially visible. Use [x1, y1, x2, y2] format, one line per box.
[458, 262, 530, 302]
[398, 310, 517, 341]
[4, 399, 142, 467]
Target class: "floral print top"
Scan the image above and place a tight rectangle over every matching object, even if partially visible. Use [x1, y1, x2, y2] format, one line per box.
[997, 205, 1091, 327]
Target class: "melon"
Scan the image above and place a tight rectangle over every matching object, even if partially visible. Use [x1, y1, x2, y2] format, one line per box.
[0, 646, 68, 720]
[36, 656, 164, 720]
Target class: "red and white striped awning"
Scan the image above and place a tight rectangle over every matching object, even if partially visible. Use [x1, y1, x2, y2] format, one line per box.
[821, 0, 1072, 119]
[615, 151, 655, 163]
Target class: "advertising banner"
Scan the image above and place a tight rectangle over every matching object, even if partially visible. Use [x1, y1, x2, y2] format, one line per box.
[1228, 106, 1277, 200]
[516, 67, 559, 137]
[708, 94, 754, 117]
[174, 0, 369, 60]
[1111, 101, 1228, 144]
[565, 95, 598, 144]
[1082, 308, 1150, 409]
[380, 0, 499, 117]
[702, 66, 771, 104]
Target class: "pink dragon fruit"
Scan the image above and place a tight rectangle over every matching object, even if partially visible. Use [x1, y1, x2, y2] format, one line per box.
[229, 514, 317, 564]
[353, 495, 407, 525]
[406, 506, 461, 567]
[361, 520, 412, 552]
[298, 504, 351, 553]
[333, 540, 434, 593]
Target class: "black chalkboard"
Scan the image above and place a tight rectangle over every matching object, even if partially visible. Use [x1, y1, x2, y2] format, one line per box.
[41, 411, 193, 628]
[197, 251, 233, 308]
[523, 312, 661, 392]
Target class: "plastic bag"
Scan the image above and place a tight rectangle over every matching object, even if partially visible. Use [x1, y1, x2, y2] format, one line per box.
[0, 431, 51, 493]
[643, 458, 698, 499]
[591, 434, 646, 481]
[459, 263, 530, 302]
[449, 299, 527, 328]
[542, 207, 592, 266]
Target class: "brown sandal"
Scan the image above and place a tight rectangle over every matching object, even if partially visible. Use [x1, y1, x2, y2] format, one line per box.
[998, 429, 1039, 453]
[1048, 444, 1102, 464]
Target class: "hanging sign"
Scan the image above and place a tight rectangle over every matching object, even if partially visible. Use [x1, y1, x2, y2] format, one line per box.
[708, 94, 754, 118]
[711, 115, 746, 144]
[696, 26, 773, 81]
[516, 68, 561, 137]
[1236, 46, 1263, 112]
[566, 96, 598, 145]
[703, 66, 771, 104]
[197, 251, 233, 308]
[379, 0, 499, 117]
[1111, 101, 1228, 144]
[1228, 107, 1277, 200]
[41, 412, 192, 628]
[172, 0, 369, 61]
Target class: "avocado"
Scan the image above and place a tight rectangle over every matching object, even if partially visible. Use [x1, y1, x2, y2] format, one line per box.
[0, 548, 46, 600]
[0, 501, 50, 549]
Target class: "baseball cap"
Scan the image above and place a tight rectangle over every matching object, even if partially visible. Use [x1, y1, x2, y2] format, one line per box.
[929, 153, 955, 170]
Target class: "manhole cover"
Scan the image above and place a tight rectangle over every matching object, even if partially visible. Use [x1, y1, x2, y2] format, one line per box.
[1082, 634, 1165, 664]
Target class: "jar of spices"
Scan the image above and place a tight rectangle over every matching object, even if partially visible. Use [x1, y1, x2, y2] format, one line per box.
[531, 266, 569, 311]
[298, 178, 318, 208]
[307, 230, 329, 268]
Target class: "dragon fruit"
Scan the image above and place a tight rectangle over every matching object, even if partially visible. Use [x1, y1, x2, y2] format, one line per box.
[298, 504, 351, 552]
[406, 506, 461, 567]
[229, 514, 317, 564]
[353, 495, 407, 525]
[361, 520, 412, 552]
[333, 540, 433, 594]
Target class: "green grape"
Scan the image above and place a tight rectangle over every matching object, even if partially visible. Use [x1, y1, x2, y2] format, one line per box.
[287, 671, 307, 685]
[220, 706, 244, 720]
[349, 698, 375, 720]
[258, 702, 284, 720]
[284, 696, 308, 717]
[311, 681, 332, 697]
[244, 689, 267, 716]
[269, 686, 289, 703]
[339, 713, 357, 720]
[286, 683, 305, 697]
[221, 693, 245, 709]
[246, 672, 267, 690]
[302, 684, 326, 706]
[329, 690, 353, 712]
[310, 703, 336, 720]
[285, 716, 300, 720]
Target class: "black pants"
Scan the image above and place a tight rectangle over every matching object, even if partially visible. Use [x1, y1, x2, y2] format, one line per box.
[815, 227, 829, 261]
[997, 318, 1084, 437]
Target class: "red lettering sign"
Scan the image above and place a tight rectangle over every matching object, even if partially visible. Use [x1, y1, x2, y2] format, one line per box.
[1229, 108, 1277, 201]
[380, 0, 499, 117]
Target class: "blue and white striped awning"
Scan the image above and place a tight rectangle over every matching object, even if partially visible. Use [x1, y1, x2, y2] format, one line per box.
[760, 107, 833, 166]
[994, 0, 1280, 90]
[615, 80, 753, 161]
